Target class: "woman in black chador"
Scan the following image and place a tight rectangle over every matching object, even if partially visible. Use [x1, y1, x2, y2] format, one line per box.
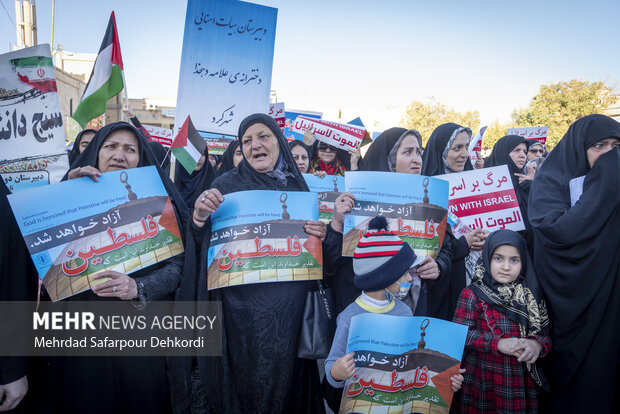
[528, 114, 620, 412]
[420, 123, 488, 318]
[35, 122, 188, 414]
[173, 114, 326, 413]
[484, 135, 534, 254]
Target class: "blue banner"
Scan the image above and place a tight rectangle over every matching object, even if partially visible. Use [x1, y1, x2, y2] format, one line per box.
[343, 171, 449, 266]
[283, 110, 321, 141]
[175, 0, 277, 136]
[7, 166, 184, 301]
[207, 190, 322, 289]
[342, 313, 467, 412]
[302, 173, 344, 224]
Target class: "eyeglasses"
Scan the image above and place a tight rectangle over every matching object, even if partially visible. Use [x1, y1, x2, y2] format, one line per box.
[317, 143, 335, 152]
[529, 148, 544, 154]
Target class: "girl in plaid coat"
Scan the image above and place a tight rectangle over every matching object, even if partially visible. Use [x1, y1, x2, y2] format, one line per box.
[452, 230, 550, 414]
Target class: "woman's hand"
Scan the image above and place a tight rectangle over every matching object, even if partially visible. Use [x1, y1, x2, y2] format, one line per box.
[193, 188, 224, 227]
[303, 126, 315, 146]
[92, 270, 138, 300]
[514, 338, 543, 364]
[514, 163, 537, 183]
[349, 146, 361, 171]
[416, 256, 439, 280]
[304, 220, 327, 241]
[123, 108, 135, 119]
[331, 192, 355, 233]
[497, 337, 521, 357]
[0, 375, 28, 412]
[330, 352, 356, 382]
[450, 368, 466, 392]
[313, 171, 327, 178]
[67, 166, 102, 182]
[464, 228, 488, 251]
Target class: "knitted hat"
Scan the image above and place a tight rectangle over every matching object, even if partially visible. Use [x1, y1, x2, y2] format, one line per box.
[353, 215, 416, 291]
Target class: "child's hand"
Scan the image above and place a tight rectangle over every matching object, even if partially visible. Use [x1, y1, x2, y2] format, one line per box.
[330, 352, 356, 382]
[450, 368, 466, 392]
[514, 338, 543, 364]
[497, 338, 521, 357]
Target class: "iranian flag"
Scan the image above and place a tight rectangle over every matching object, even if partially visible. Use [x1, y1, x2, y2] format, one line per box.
[171, 116, 207, 174]
[72, 11, 124, 129]
[10, 55, 57, 93]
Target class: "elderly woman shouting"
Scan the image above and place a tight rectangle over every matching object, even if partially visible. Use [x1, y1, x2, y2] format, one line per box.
[173, 114, 327, 414]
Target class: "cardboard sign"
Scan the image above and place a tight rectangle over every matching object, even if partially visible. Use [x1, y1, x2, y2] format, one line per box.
[468, 126, 487, 166]
[0, 45, 69, 192]
[207, 190, 322, 289]
[291, 116, 365, 151]
[283, 109, 321, 141]
[303, 173, 344, 224]
[268, 102, 285, 129]
[343, 171, 449, 266]
[198, 131, 236, 155]
[7, 166, 184, 301]
[507, 126, 548, 145]
[143, 124, 174, 147]
[175, 0, 278, 135]
[437, 165, 525, 232]
[342, 313, 467, 413]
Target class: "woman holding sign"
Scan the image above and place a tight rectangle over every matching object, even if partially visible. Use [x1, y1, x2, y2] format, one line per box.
[419, 123, 489, 316]
[303, 127, 361, 176]
[485, 135, 535, 254]
[36, 122, 188, 414]
[178, 113, 326, 413]
[528, 114, 620, 413]
[326, 128, 446, 315]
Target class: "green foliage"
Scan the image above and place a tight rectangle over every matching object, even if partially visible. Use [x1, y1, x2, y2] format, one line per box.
[400, 98, 481, 146]
[511, 80, 617, 150]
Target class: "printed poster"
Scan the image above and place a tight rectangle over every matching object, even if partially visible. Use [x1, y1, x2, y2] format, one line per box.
[507, 126, 548, 145]
[198, 131, 235, 155]
[0, 44, 69, 192]
[143, 124, 174, 147]
[437, 165, 525, 232]
[343, 171, 449, 266]
[7, 166, 184, 301]
[175, 0, 277, 136]
[291, 116, 365, 151]
[283, 109, 321, 141]
[342, 313, 467, 413]
[302, 173, 344, 224]
[268, 102, 285, 129]
[468, 126, 487, 166]
[207, 190, 322, 289]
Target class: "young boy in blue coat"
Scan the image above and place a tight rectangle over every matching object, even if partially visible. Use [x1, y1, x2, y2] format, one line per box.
[324, 216, 464, 407]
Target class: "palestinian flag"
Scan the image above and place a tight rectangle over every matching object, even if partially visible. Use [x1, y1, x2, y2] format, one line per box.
[10, 55, 57, 93]
[72, 11, 124, 129]
[171, 116, 207, 174]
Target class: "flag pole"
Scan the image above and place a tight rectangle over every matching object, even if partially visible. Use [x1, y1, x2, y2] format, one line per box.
[121, 70, 129, 116]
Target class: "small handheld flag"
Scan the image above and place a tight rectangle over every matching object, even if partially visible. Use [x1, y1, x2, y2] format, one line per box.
[171, 116, 207, 174]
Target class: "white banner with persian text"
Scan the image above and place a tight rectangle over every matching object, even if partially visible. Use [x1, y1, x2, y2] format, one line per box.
[0, 44, 69, 193]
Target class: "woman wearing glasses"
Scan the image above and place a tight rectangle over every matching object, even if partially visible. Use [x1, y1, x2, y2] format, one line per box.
[303, 127, 361, 176]
[527, 142, 546, 160]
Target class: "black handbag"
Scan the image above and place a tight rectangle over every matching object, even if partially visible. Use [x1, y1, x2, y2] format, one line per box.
[297, 280, 337, 359]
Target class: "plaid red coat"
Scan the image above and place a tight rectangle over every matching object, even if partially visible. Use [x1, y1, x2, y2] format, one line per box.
[451, 288, 551, 414]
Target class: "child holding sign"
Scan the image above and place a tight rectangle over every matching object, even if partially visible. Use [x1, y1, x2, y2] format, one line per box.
[325, 216, 464, 410]
[452, 229, 550, 414]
